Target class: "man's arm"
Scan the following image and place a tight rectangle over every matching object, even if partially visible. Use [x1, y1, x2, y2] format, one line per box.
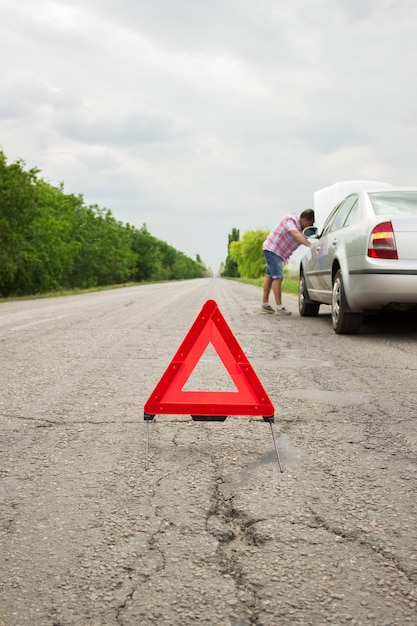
[288, 229, 313, 248]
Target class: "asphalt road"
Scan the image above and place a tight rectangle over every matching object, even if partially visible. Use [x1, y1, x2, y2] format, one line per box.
[1, 278, 416, 626]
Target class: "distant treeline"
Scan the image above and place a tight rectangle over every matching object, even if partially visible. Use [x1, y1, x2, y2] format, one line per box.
[0, 151, 207, 297]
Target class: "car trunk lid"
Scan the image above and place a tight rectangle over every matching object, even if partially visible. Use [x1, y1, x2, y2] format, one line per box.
[391, 217, 417, 260]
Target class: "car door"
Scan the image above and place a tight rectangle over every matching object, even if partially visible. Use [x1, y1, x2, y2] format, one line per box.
[309, 196, 359, 299]
[305, 204, 339, 295]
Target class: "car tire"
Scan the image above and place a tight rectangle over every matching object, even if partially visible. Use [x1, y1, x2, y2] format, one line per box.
[298, 272, 320, 317]
[332, 270, 362, 334]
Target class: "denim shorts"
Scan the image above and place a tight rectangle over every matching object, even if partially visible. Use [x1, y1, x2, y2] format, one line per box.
[263, 249, 284, 279]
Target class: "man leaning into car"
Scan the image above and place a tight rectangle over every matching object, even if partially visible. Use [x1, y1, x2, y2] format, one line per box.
[261, 209, 315, 315]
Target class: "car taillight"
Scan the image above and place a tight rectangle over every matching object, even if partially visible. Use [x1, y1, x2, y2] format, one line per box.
[368, 221, 398, 259]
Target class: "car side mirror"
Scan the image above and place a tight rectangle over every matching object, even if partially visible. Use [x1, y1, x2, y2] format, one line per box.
[303, 226, 319, 239]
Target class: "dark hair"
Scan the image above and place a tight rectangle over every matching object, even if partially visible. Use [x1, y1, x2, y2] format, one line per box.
[300, 208, 315, 222]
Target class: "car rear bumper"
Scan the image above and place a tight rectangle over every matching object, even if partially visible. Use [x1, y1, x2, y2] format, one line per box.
[347, 269, 417, 310]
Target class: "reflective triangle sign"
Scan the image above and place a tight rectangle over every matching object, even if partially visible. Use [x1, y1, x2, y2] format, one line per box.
[144, 299, 274, 419]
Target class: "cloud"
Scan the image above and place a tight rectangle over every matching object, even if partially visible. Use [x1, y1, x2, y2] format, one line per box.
[295, 120, 371, 153]
[56, 109, 185, 146]
[1, 0, 417, 271]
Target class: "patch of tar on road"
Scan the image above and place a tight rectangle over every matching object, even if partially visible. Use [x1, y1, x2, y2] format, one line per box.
[259, 433, 306, 468]
[282, 389, 373, 406]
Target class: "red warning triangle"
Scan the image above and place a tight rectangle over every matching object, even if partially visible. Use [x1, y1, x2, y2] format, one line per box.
[144, 299, 274, 419]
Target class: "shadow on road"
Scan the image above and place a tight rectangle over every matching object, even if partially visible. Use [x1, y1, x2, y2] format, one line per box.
[309, 309, 416, 338]
[361, 310, 417, 337]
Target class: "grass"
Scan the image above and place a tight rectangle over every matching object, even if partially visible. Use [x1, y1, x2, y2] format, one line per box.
[233, 270, 299, 295]
[0, 282, 145, 304]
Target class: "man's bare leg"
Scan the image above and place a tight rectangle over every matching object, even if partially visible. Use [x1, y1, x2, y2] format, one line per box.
[262, 275, 273, 304]
[271, 277, 283, 307]
[261, 276, 285, 313]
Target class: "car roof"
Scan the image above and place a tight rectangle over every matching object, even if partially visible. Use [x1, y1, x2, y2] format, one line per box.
[314, 180, 392, 213]
[363, 187, 417, 193]
[313, 181, 417, 229]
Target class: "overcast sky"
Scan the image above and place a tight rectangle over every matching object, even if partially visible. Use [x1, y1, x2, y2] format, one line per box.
[1, 0, 416, 271]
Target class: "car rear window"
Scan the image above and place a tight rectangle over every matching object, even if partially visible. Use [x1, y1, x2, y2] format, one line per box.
[369, 191, 417, 216]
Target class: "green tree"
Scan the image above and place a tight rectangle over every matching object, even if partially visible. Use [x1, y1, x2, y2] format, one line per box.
[0, 152, 43, 295]
[229, 229, 268, 278]
[69, 205, 137, 288]
[29, 181, 82, 292]
[130, 224, 160, 281]
[221, 228, 240, 277]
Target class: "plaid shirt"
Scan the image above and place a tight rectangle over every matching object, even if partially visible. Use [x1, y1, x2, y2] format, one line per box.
[262, 213, 301, 262]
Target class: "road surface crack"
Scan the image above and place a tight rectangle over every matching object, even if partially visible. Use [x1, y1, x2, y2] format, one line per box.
[309, 506, 417, 584]
[206, 481, 269, 624]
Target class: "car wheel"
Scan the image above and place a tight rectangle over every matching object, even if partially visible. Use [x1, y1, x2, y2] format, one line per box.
[298, 272, 320, 317]
[332, 270, 362, 334]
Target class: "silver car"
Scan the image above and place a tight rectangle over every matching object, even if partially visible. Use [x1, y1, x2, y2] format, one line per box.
[298, 186, 417, 334]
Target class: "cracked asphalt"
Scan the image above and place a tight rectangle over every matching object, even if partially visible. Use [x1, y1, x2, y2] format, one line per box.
[1, 277, 416, 625]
